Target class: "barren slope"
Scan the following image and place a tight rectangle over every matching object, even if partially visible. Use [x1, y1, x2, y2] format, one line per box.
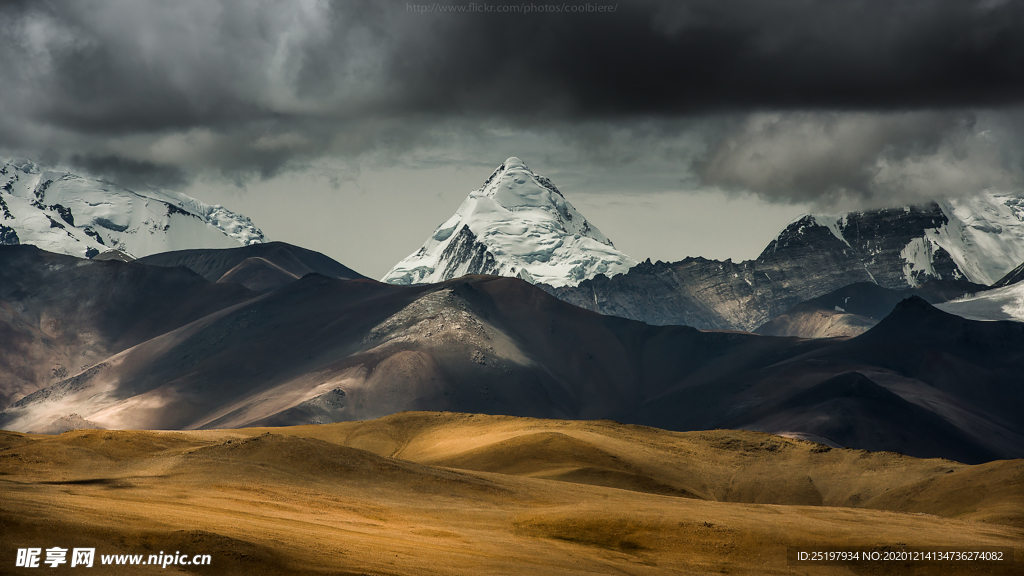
[263, 412, 1024, 526]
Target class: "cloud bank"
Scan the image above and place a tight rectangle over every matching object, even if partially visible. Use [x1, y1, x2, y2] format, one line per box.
[0, 0, 1022, 204]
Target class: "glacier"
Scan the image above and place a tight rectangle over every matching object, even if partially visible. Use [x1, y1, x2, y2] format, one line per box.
[0, 158, 264, 259]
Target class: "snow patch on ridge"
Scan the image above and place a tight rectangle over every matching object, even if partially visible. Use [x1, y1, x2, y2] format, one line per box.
[900, 237, 940, 286]
[937, 282, 1024, 322]
[811, 214, 850, 247]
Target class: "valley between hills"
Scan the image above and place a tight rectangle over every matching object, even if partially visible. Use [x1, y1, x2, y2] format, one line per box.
[2, 412, 1021, 575]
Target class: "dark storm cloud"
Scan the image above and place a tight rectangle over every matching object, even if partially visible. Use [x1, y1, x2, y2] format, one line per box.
[67, 155, 190, 190]
[0, 0, 1022, 202]
[388, 0, 1024, 116]
[693, 110, 1024, 207]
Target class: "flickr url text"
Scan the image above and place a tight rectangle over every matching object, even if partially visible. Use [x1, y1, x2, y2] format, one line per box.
[407, 3, 618, 14]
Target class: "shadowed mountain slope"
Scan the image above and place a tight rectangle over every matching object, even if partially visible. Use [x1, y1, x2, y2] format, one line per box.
[625, 298, 1024, 463]
[137, 241, 369, 292]
[3, 245, 1022, 463]
[735, 372, 1003, 464]
[754, 280, 984, 338]
[820, 297, 1024, 425]
[0, 245, 257, 407]
[0, 272, 819, 434]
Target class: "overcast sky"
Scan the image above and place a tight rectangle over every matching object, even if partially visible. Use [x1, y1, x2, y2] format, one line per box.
[2, 0, 1023, 277]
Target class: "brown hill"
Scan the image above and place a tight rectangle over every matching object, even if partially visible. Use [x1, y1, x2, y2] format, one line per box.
[1, 414, 1020, 575]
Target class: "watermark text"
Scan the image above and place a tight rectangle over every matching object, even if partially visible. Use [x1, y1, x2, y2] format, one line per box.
[407, 3, 618, 14]
[16, 548, 212, 569]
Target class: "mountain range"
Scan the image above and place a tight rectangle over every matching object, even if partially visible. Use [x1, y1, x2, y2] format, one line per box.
[543, 199, 1024, 331]
[1, 156, 1023, 468]
[378, 157, 1024, 332]
[2, 242, 1021, 464]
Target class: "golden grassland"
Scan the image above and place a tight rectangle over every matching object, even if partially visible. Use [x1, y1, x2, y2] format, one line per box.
[1, 412, 1020, 575]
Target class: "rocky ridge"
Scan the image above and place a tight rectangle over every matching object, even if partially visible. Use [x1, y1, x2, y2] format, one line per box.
[544, 202, 1005, 331]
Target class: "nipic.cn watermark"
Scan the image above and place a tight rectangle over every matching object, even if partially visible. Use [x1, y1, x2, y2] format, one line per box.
[15, 548, 212, 569]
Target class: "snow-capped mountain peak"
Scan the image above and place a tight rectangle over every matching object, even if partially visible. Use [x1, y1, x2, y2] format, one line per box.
[383, 157, 636, 287]
[763, 192, 1024, 289]
[0, 158, 265, 259]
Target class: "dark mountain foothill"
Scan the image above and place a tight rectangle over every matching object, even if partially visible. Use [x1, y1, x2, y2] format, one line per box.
[137, 241, 370, 293]
[0, 245, 258, 407]
[2, 246, 1021, 466]
[754, 279, 986, 338]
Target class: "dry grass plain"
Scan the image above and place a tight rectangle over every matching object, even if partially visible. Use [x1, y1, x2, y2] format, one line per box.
[1, 412, 1020, 575]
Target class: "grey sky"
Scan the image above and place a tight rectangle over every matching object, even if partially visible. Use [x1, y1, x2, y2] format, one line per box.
[2, 1, 1022, 277]
[182, 151, 811, 278]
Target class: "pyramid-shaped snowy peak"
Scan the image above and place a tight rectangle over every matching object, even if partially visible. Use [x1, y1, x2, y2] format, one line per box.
[382, 157, 637, 287]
